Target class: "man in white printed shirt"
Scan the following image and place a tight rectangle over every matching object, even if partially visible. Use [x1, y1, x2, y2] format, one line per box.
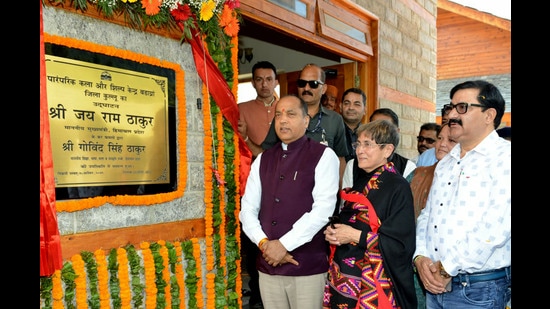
[413, 80, 511, 308]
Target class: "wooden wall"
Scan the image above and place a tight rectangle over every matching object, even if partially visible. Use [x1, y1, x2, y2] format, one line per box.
[436, 1, 511, 126]
[436, 6, 511, 80]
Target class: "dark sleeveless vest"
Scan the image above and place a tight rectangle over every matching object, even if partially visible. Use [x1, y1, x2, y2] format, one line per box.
[257, 135, 329, 276]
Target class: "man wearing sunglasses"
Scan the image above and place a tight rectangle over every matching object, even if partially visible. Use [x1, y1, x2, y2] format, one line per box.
[261, 63, 349, 184]
[415, 108, 451, 167]
[413, 80, 511, 308]
[412, 122, 440, 165]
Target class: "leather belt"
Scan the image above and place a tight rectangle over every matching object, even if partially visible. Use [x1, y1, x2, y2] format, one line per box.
[452, 266, 510, 284]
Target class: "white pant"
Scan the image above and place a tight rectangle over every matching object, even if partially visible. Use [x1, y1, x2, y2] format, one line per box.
[258, 272, 326, 309]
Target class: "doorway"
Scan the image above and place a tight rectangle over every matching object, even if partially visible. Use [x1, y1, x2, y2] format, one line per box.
[236, 0, 379, 116]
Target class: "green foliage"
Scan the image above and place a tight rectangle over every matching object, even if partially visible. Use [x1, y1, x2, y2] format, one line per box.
[149, 242, 167, 309]
[182, 240, 199, 308]
[61, 261, 77, 309]
[40, 276, 53, 309]
[81, 251, 101, 309]
[108, 248, 122, 309]
[125, 244, 145, 308]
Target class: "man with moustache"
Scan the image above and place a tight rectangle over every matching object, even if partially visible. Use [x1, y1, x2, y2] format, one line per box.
[413, 80, 511, 308]
[240, 94, 340, 308]
[340, 87, 367, 163]
[261, 63, 349, 182]
[415, 108, 450, 167]
[412, 122, 440, 164]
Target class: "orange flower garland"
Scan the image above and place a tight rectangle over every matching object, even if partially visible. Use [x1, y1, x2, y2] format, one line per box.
[234, 132, 244, 308]
[45, 235, 252, 309]
[229, 34, 244, 308]
[116, 248, 132, 309]
[94, 249, 111, 309]
[140, 242, 158, 309]
[158, 240, 172, 308]
[43, 34, 187, 212]
[202, 82, 213, 231]
[71, 254, 88, 308]
[206, 272, 216, 308]
[174, 241, 186, 309]
[52, 269, 64, 309]
[42, 3, 243, 308]
[192, 238, 204, 308]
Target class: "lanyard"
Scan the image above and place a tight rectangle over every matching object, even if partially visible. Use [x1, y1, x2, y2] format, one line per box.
[307, 111, 323, 133]
[307, 112, 327, 145]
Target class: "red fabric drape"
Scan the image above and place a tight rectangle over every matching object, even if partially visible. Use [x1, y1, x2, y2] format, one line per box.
[186, 29, 252, 194]
[40, 1, 63, 276]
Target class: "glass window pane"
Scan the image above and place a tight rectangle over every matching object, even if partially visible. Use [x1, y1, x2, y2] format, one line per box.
[324, 13, 366, 43]
[268, 0, 307, 17]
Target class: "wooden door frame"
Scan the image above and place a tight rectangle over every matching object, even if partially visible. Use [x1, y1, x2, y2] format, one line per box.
[239, 0, 379, 122]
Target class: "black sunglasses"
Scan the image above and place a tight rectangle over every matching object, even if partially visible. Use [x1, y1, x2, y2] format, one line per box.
[443, 102, 485, 115]
[417, 136, 436, 144]
[297, 79, 324, 89]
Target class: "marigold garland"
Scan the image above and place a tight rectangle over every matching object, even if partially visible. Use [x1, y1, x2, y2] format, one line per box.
[192, 238, 204, 308]
[52, 269, 64, 309]
[42, 236, 249, 309]
[174, 242, 186, 309]
[230, 34, 243, 309]
[94, 249, 111, 309]
[206, 272, 216, 308]
[116, 248, 132, 309]
[42, 1, 244, 307]
[233, 131, 243, 309]
[158, 240, 172, 308]
[139, 242, 156, 309]
[71, 254, 88, 308]
[202, 83, 214, 234]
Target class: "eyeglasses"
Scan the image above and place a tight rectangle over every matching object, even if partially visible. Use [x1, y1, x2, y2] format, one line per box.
[443, 102, 485, 115]
[352, 141, 388, 150]
[417, 136, 436, 144]
[297, 79, 324, 89]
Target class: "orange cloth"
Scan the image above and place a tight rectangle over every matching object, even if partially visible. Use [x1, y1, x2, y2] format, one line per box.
[238, 99, 278, 146]
[325, 85, 338, 98]
[323, 85, 340, 113]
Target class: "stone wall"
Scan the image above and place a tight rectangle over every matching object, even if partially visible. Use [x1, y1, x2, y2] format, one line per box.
[43, 5, 207, 235]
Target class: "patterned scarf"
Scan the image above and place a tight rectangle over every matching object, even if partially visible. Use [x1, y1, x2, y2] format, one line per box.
[324, 162, 399, 309]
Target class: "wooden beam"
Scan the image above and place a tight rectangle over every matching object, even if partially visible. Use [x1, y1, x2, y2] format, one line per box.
[438, 0, 511, 31]
[60, 218, 205, 260]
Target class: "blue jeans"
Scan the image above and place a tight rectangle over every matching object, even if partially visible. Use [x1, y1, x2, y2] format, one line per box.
[426, 271, 511, 309]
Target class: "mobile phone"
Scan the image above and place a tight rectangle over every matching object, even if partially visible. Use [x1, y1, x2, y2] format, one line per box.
[328, 216, 340, 228]
[445, 280, 452, 292]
